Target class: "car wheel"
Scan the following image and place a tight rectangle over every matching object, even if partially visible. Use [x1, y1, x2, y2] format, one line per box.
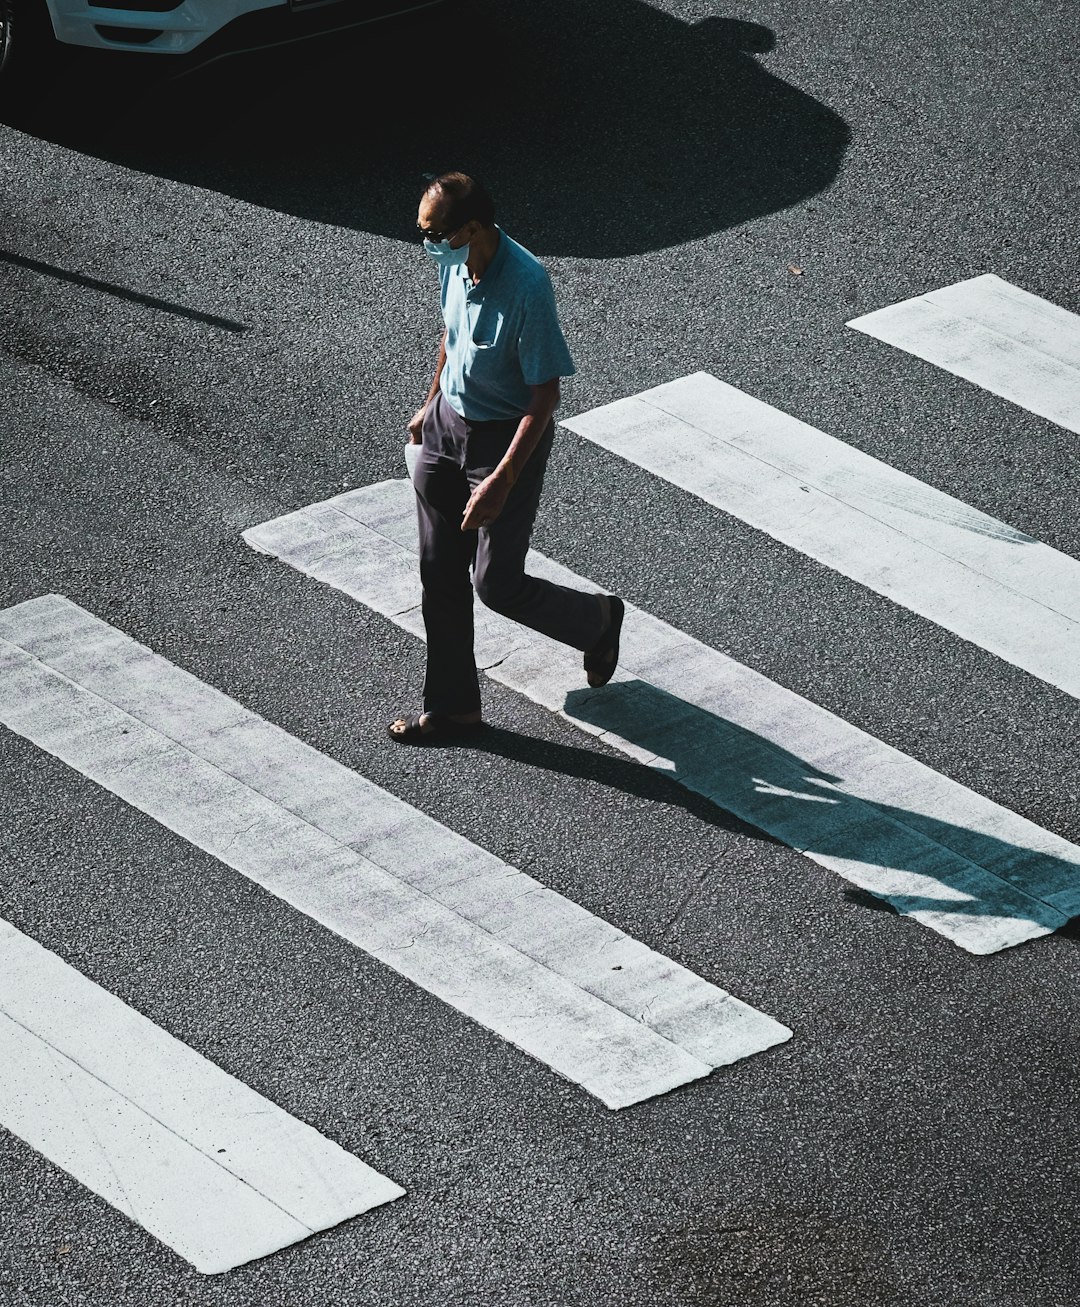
[0, 0, 57, 96]
[0, 0, 11, 77]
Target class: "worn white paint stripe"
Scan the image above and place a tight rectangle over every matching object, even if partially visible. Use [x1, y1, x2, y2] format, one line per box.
[0, 918, 402, 1274]
[847, 273, 1080, 434]
[560, 370, 1080, 699]
[243, 479, 1080, 955]
[0, 596, 789, 1109]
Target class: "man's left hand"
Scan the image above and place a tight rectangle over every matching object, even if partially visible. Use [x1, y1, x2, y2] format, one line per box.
[461, 471, 512, 531]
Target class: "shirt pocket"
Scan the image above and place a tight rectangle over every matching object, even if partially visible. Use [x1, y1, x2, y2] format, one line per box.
[470, 303, 505, 351]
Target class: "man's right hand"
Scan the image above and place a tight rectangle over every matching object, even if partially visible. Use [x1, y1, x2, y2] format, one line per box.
[407, 406, 427, 443]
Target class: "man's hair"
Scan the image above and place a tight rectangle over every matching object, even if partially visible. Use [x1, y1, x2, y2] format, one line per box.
[423, 172, 496, 230]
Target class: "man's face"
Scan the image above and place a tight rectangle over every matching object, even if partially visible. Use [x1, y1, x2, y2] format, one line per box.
[417, 192, 473, 247]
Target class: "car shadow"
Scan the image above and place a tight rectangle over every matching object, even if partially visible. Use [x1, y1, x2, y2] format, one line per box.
[1, 0, 850, 258]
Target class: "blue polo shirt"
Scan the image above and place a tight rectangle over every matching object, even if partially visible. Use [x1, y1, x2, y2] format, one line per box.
[438, 228, 576, 422]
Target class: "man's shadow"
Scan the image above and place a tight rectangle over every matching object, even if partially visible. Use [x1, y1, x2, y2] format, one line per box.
[457, 721, 779, 843]
[2, 1, 850, 257]
[468, 679, 1079, 942]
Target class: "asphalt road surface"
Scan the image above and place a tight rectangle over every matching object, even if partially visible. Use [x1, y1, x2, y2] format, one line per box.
[1, 2, 1078, 1304]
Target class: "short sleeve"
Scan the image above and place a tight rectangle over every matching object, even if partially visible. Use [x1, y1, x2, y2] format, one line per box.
[517, 276, 576, 386]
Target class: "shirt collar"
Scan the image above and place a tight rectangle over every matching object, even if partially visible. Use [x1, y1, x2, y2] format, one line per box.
[461, 226, 506, 295]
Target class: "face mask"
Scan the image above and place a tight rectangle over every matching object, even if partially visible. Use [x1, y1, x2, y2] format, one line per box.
[423, 238, 470, 267]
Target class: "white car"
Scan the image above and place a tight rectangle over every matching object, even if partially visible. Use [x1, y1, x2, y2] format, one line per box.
[0, 0, 449, 87]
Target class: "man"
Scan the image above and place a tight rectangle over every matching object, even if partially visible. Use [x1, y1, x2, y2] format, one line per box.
[388, 172, 624, 743]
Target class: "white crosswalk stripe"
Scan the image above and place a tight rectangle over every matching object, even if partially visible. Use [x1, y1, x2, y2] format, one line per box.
[559, 370, 1080, 700]
[847, 273, 1080, 434]
[0, 918, 403, 1274]
[0, 594, 790, 1118]
[242, 477, 1080, 955]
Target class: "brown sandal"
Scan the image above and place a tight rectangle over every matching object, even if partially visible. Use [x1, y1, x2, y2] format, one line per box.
[387, 713, 486, 745]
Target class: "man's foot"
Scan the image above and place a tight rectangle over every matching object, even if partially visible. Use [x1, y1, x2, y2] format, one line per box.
[387, 710, 484, 744]
[583, 595, 625, 688]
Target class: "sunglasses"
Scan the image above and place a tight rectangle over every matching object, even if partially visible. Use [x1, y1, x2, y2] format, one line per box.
[416, 220, 468, 244]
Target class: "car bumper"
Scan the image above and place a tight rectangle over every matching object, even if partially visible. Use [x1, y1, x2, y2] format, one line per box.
[51, 0, 446, 60]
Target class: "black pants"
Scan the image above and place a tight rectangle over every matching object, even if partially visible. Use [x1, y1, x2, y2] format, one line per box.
[412, 391, 607, 716]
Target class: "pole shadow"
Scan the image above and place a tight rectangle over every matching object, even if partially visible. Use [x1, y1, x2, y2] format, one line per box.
[558, 679, 1080, 940]
[1, 2, 850, 257]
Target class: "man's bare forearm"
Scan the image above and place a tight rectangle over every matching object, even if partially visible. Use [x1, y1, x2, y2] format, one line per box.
[495, 380, 560, 487]
[408, 332, 448, 442]
[426, 332, 447, 404]
[459, 379, 561, 530]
